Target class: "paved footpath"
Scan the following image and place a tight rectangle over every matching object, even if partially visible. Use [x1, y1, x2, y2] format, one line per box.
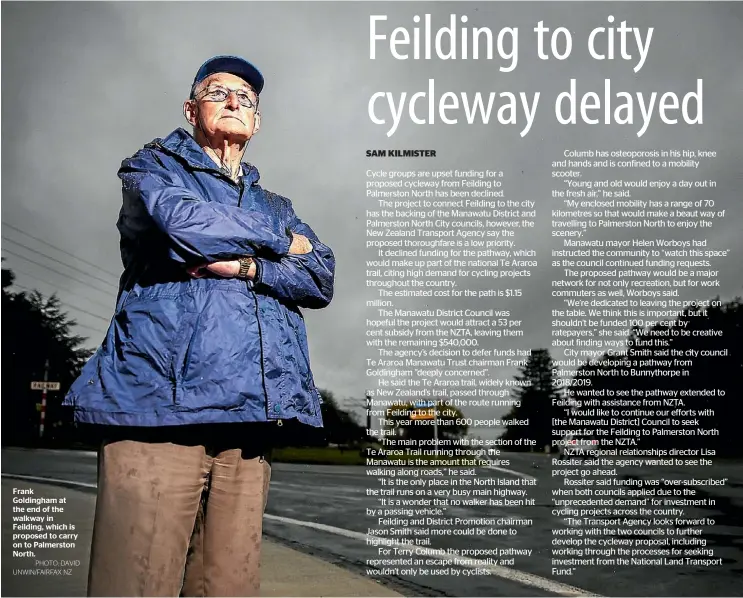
[2, 479, 401, 597]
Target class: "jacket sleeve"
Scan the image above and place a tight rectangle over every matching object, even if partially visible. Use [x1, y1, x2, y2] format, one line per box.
[252, 197, 335, 309]
[118, 150, 291, 263]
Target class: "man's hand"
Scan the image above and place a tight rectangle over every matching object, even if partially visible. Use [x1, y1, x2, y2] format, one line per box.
[186, 234, 311, 281]
[288, 233, 313, 255]
[187, 260, 241, 278]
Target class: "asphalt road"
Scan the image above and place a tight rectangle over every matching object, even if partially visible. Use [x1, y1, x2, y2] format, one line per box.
[2, 448, 742, 597]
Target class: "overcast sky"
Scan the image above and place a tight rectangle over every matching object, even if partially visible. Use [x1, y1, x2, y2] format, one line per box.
[2, 2, 741, 431]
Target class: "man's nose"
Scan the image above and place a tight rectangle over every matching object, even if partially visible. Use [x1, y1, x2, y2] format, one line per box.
[225, 91, 240, 109]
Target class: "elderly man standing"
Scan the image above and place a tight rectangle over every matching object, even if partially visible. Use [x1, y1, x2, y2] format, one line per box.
[64, 55, 334, 597]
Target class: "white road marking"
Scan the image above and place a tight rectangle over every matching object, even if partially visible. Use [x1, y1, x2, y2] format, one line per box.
[2, 472, 600, 597]
[482, 463, 537, 481]
[270, 481, 365, 502]
[474, 450, 538, 481]
[4, 448, 98, 457]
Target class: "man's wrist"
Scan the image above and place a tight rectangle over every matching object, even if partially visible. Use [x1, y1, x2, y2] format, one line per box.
[237, 257, 254, 280]
[252, 258, 261, 283]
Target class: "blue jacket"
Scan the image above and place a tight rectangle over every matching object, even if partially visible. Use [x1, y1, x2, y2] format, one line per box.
[63, 128, 334, 428]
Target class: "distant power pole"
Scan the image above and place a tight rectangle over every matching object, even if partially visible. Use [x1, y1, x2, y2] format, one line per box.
[365, 390, 372, 437]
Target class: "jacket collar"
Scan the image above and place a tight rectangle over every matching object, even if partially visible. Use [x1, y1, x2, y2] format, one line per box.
[156, 128, 260, 185]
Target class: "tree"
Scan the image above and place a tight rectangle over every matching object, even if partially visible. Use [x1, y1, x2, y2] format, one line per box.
[319, 390, 365, 446]
[2, 266, 93, 445]
[500, 349, 562, 451]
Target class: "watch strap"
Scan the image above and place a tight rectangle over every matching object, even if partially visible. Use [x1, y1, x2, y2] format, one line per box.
[237, 257, 253, 280]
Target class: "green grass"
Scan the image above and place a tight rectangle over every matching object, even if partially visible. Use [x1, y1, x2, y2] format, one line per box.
[271, 446, 366, 465]
[271, 446, 492, 466]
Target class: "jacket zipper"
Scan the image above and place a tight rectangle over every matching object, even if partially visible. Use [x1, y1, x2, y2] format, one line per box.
[237, 177, 245, 207]
[237, 174, 282, 424]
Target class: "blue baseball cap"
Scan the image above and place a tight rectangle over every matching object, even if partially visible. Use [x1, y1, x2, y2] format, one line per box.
[191, 55, 265, 97]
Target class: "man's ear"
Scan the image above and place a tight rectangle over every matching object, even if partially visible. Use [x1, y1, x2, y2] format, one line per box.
[252, 111, 261, 136]
[183, 100, 198, 127]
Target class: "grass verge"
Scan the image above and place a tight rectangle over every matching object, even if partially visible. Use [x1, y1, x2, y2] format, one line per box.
[272, 446, 366, 465]
[271, 446, 492, 466]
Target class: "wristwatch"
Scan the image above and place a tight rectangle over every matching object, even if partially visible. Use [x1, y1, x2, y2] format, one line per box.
[237, 257, 254, 280]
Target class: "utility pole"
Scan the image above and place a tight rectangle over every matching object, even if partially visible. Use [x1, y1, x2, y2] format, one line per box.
[365, 390, 373, 439]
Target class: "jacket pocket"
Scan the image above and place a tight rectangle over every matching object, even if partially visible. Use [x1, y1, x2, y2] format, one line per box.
[102, 297, 188, 410]
[113, 299, 179, 383]
[169, 311, 201, 404]
[172, 290, 260, 412]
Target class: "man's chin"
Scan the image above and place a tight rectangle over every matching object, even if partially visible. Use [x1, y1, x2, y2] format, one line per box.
[213, 123, 251, 142]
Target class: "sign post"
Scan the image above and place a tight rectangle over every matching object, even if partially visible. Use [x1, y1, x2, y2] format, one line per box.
[434, 400, 439, 458]
[31, 361, 59, 438]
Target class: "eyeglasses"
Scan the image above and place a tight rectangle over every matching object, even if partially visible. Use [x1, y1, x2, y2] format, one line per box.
[195, 86, 258, 110]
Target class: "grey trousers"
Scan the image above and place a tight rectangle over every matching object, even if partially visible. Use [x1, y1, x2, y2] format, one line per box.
[86, 426, 272, 597]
